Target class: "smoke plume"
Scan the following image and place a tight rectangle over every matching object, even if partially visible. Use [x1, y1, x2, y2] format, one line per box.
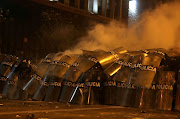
[65, 1, 180, 54]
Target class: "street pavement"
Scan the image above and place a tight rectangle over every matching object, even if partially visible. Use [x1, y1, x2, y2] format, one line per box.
[0, 99, 179, 119]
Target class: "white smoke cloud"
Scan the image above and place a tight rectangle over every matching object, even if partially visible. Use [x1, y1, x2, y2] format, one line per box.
[65, 1, 180, 54]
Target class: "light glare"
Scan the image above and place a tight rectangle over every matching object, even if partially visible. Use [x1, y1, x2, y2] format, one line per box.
[129, 0, 137, 14]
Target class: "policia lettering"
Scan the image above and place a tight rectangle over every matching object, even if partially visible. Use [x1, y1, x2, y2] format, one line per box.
[88, 57, 98, 63]
[116, 82, 135, 89]
[72, 62, 79, 67]
[154, 51, 165, 56]
[115, 60, 156, 72]
[115, 82, 173, 90]
[104, 81, 116, 87]
[63, 82, 84, 87]
[57, 62, 70, 68]
[63, 82, 100, 87]
[0, 77, 7, 81]
[7, 81, 16, 85]
[115, 60, 132, 67]
[40, 81, 62, 87]
[109, 51, 119, 60]
[133, 64, 156, 72]
[43, 59, 51, 63]
[31, 73, 43, 82]
[40, 81, 49, 86]
[152, 84, 173, 90]
[85, 82, 100, 87]
[50, 82, 61, 87]
[51, 61, 70, 68]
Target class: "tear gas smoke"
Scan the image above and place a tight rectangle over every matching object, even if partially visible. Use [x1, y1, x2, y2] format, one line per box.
[65, 1, 180, 54]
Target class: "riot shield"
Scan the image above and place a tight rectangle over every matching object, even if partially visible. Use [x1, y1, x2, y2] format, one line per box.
[43, 54, 78, 102]
[133, 51, 164, 88]
[155, 71, 175, 110]
[134, 48, 179, 109]
[70, 63, 104, 105]
[134, 80, 156, 109]
[129, 50, 163, 109]
[0, 55, 17, 93]
[23, 53, 56, 95]
[2, 59, 33, 100]
[59, 54, 96, 104]
[32, 52, 64, 101]
[114, 52, 142, 107]
[103, 53, 129, 105]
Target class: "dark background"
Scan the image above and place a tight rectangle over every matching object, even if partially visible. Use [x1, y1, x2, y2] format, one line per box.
[0, 0, 94, 59]
[0, 0, 171, 59]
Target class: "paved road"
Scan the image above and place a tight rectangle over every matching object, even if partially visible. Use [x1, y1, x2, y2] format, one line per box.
[0, 100, 179, 119]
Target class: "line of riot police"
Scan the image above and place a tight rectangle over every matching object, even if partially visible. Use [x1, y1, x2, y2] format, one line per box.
[0, 48, 179, 111]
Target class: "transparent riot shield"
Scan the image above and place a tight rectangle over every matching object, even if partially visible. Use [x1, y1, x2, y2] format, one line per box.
[59, 50, 100, 104]
[43, 54, 78, 102]
[134, 48, 179, 110]
[2, 59, 21, 99]
[44, 55, 78, 101]
[155, 71, 175, 110]
[128, 50, 163, 109]
[156, 48, 180, 110]
[59, 54, 96, 104]
[2, 59, 33, 100]
[23, 53, 56, 95]
[73, 63, 104, 105]
[133, 51, 164, 88]
[134, 80, 156, 109]
[32, 52, 64, 101]
[114, 52, 142, 107]
[103, 53, 129, 105]
[0, 55, 17, 93]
